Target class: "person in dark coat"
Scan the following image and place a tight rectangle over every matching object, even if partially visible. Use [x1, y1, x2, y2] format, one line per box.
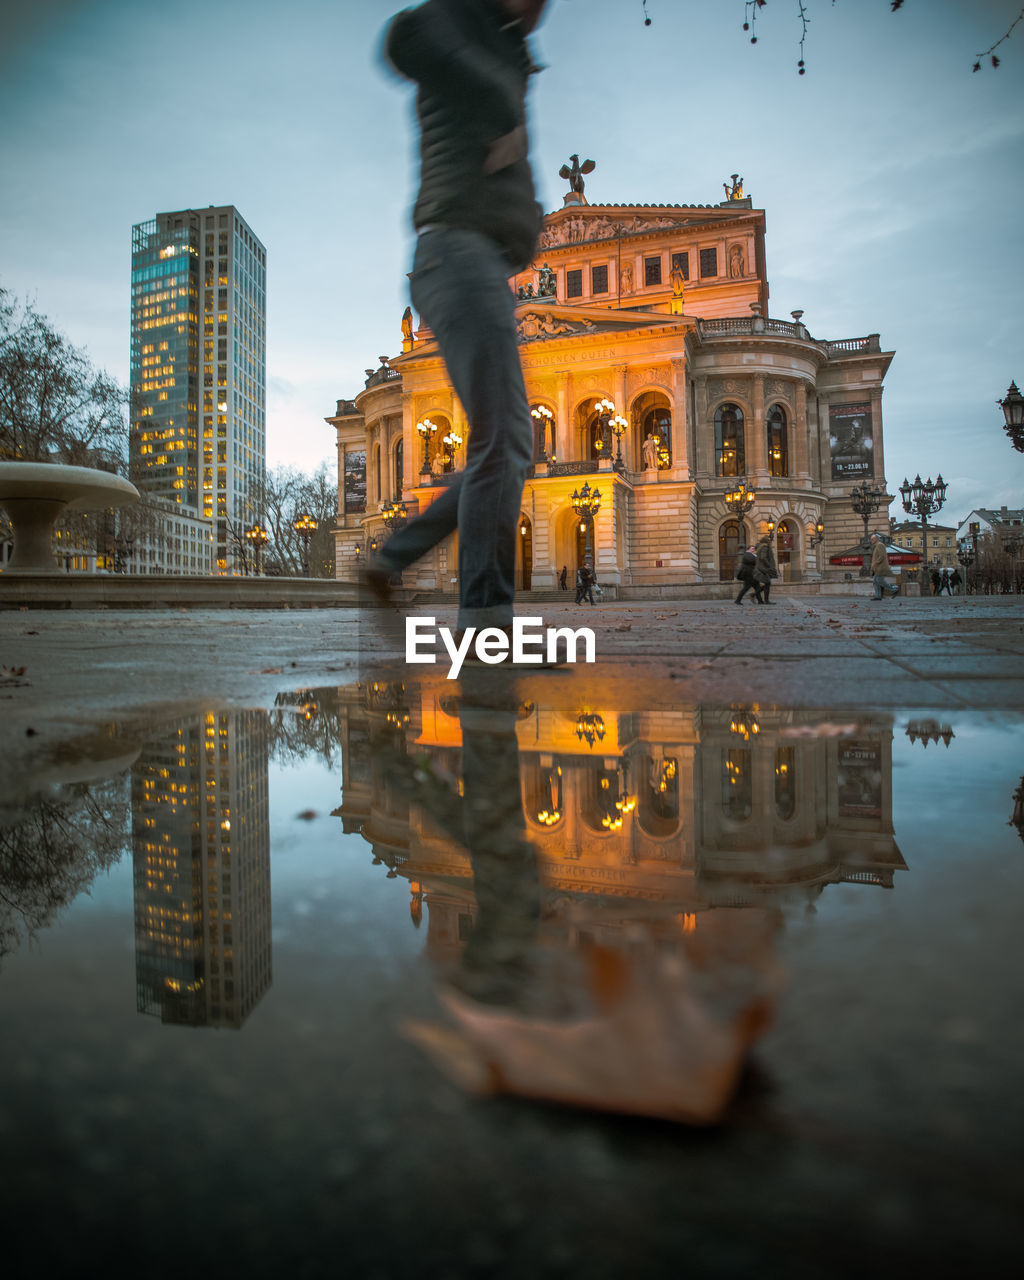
[558, 565, 568, 591]
[754, 536, 778, 604]
[363, 0, 550, 630]
[930, 567, 942, 596]
[576, 561, 595, 606]
[735, 546, 763, 604]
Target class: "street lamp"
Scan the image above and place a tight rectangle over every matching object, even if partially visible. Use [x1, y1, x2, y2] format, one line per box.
[899, 474, 947, 590]
[246, 523, 269, 576]
[809, 519, 825, 548]
[570, 481, 601, 561]
[593, 397, 615, 457]
[850, 482, 888, 576]
[531, 404, 553, 461]
[574, 710, 605, 748]
[724, 482, 756, 543]
[609, 414, 628, 471]
[293, 512, 317, 576]
[998, 380, 1024, 452]
[415, 418, 438, 472]
[379, 500, 407, 534]
[441, 427, 463, 472]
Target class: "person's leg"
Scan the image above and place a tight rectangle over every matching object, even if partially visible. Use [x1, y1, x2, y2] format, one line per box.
[408, 229, 532, 632]
[736, 582, 749, 603]
[871, 574, 884, 599]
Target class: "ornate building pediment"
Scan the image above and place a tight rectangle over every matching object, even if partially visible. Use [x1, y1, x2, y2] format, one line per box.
[515, 304, 685, 345]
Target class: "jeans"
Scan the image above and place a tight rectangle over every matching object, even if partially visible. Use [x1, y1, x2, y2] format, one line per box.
[375, 228, 533, 629]
[873, 574, 898, 598]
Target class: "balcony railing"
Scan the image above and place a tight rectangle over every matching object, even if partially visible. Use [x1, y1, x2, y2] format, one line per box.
[546, 460, 600, 477]
[364, 365, 401, 389]
[696, 317, 881, 356]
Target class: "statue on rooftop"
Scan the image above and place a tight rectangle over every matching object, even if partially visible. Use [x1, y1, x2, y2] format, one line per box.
[559, 153, 596, 196]
[723, 174, 744, 201]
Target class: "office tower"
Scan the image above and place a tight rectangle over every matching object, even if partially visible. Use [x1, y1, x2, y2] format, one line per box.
[130, 205, 266, 573]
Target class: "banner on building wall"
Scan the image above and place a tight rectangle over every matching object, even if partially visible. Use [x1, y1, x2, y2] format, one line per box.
[343, 450, 366, 514]
[829, 403, 874, 480]
[836, 740, 882, 818]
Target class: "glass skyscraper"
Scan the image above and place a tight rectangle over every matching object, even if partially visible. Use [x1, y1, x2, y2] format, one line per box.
[130, 205, 266, 574]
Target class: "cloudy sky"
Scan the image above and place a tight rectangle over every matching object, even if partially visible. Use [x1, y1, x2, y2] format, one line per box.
[2, 0, 1022, 520]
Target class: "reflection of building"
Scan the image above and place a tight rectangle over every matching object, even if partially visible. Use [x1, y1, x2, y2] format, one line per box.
[132, 710, 271, 1028]
[334, 676, 905, 956]
[130, 205, 266, 575]
[329, 183, 893, 590]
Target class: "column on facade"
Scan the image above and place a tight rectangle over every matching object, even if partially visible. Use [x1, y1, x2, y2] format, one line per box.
[750, 374, 767, 479]
[794, 382, 809, 480]
[593, 487, 620, 587]
[668, 356, 688, 477]
[555, 378, 570, 464]
[869, 389, 885, 484]
[612, 364, 628, 468]
[694, 375, 711, 475]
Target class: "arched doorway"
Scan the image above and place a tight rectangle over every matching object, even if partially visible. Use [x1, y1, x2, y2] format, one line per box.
[575, 515, 595, 571]
[517, 513, 533, 590]
[718, 519, 748, 582]
[776, 518, 799, 581]
[633, 391, 672, 471]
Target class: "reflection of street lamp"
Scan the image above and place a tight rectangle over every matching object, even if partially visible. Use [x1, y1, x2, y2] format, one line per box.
[415, 418, 438, 472]
[293, 512, 317, 576]
[998, 380, 1024, 452]
[900, 474, 947, 588]
[905, 719, 955, 748]
[246, 523, 268, 575]
[379, 500, 407, 534]
[574, 710, 605, 748]
[531, 404, 553, 461]
[609, 415, 628, 471]
[571, 481, 601, 560]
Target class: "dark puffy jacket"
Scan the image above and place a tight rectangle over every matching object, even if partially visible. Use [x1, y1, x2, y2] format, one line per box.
[384, 0, 543, 271]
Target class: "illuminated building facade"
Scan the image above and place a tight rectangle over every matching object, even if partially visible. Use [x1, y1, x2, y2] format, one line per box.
[130, 205, 266, 574]
[132, 709, 272, 1028]
[329, 185, 894, 590]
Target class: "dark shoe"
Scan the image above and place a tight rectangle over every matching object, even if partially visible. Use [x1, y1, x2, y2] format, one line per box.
[359, 560, 394, 608]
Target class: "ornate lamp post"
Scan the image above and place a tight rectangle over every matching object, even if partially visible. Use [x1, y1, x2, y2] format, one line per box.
[609, 414, 628, 471]
[571, 481, 601, 561]
[593, 397, 615, 458]
[998, 380, 1024, 452]
[379, 500, 407, 534]
[441, 427, 463, 472]
[415, 418, 438, 473]
[899, 474, 947, 589]
[531, 404, 553, 461]
[574, 710, 605, 748]
[113, 532, 135, 575]
[246, 523, 269, 576]
[293, 512, 317, 576]
[724, 482, 756, 545]
[850, 482, 888, 576]
[809, 519, 825, 547]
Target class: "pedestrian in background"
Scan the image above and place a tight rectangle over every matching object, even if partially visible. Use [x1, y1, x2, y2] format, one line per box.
[558, 565, 568, 591]
[930, 567, 942, 596]
[869, 533, 899, 600]
[754, 536, 778, 604]
[735, 546, 763, 605]
[951, 567, 963, 595]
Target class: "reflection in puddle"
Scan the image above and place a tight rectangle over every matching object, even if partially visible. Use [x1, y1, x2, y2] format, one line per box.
[3, 668, 1021, 1126]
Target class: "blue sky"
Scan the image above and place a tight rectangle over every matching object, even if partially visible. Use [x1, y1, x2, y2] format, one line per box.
[1, 0, 1022, 520]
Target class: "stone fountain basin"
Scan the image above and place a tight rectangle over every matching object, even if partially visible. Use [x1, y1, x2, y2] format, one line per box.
[0, 461, 140, 574]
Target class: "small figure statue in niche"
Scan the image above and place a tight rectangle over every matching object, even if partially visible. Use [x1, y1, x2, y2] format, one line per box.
[538, 263, 556, 296]
[723, 174, 744, 201]
[728, 245, 744, 278]
[620, 262, 634, 294]
[642, 435, 659, 470]
[559, 153, 596, 196]
[431, 450, 445, 477]
[670, 260, 686, 297]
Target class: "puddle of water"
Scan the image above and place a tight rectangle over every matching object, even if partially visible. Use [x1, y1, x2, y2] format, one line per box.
[1, 672, 1021, 1270]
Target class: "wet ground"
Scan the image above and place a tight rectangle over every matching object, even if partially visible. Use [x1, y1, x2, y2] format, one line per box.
[1, 598, 1022, 1278]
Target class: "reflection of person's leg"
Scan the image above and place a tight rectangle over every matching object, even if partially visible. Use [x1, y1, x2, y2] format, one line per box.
[408, 229, 532, 632]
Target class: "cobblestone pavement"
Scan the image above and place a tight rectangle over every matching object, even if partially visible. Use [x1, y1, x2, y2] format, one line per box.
[1, 596, 1021, 747]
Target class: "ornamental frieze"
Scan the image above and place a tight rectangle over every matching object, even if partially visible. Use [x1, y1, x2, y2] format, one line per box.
[517, 312, 597, 342]
[766, 378, 794, 403]
[537, 212, 686, 249]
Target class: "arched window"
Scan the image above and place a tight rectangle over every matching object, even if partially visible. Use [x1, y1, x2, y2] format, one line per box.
[715, 404, 744, 476]
[774, 747, 796, 820]
[394, 438, 403, 499]
[767, 404, 789, 477]
[641, 404, 672, 468]
[722, 749, 752, 822]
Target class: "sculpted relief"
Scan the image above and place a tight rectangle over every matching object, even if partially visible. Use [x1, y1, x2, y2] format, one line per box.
[537, 213, 685, 250]
[517, 312, 597, 343]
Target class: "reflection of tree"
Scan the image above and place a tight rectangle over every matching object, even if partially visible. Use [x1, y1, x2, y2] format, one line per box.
[268, 688, 345, 769]
[0, 779, 129, 964]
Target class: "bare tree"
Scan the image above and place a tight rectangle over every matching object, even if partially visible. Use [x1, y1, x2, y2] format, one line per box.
[0, 289, 130, 465]
[261, 462, 337, 577]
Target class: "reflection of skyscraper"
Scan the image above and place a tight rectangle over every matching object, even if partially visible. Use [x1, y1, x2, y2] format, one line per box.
[132, 710, 271, 1028]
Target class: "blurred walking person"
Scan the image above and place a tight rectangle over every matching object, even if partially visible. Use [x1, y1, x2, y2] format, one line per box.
[735, 546, 763, 605]
[754, 535, 778, 604]
[869, 533, 899, 600]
